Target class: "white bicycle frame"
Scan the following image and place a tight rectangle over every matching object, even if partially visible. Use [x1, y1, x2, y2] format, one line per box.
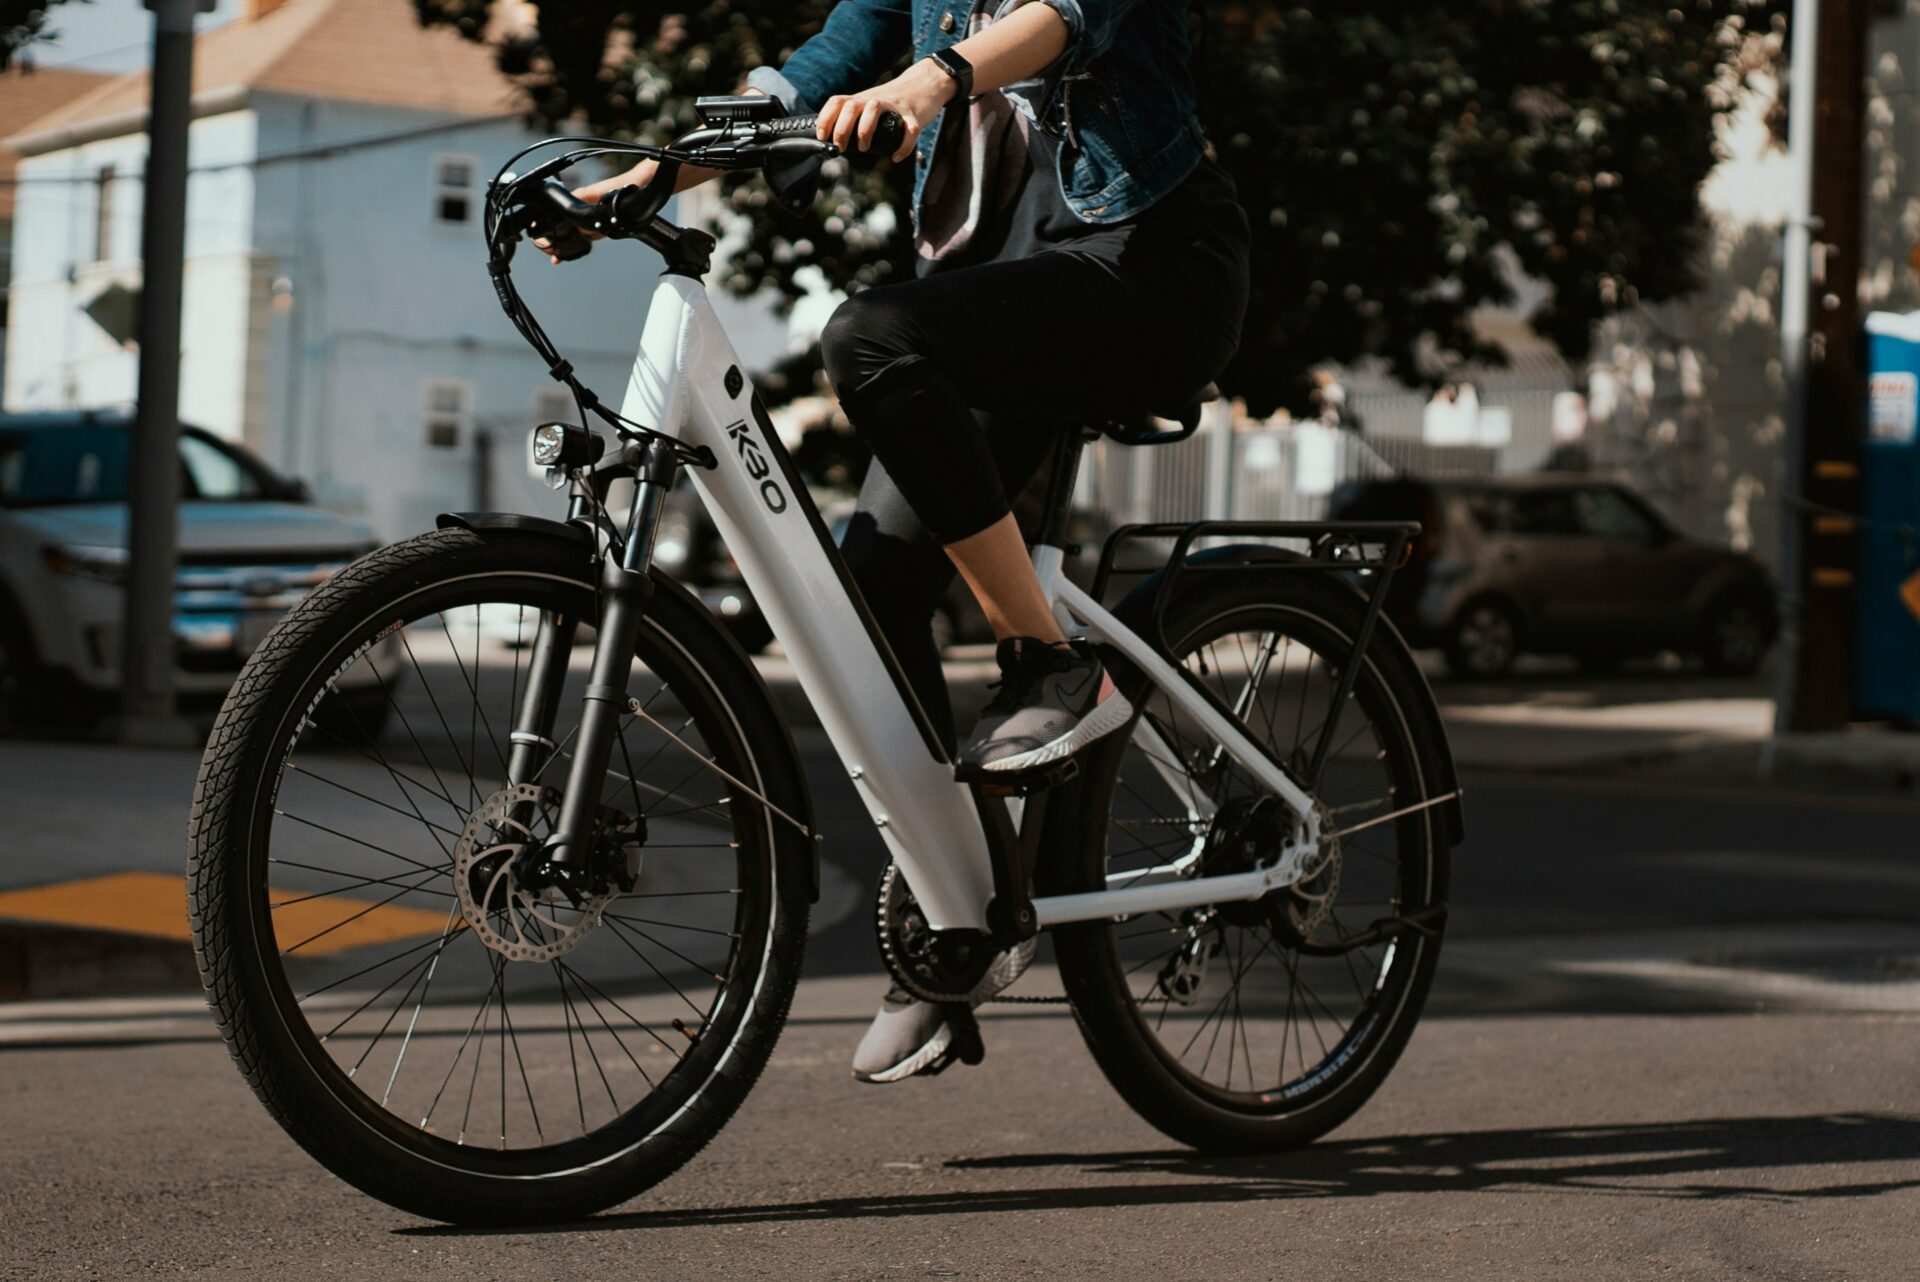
[621, 273, 1326, 933]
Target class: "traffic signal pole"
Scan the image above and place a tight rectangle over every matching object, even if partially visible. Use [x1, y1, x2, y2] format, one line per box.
[1773, 0, 1868, 736]
[119, 0, 213, 744]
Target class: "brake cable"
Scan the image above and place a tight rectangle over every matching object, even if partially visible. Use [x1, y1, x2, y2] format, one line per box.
[482, 135, 715, 470]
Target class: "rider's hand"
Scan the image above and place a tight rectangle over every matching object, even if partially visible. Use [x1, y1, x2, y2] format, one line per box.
[532, 157, 723, 264]
[816, 60, 958, 164]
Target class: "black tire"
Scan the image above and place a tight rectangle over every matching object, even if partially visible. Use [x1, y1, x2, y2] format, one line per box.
[1444, 597, 1519, 679]
[1050, 571, 1449, 1154]
[1698, 593, 1771, 676]
[188, 527, 812, 1224]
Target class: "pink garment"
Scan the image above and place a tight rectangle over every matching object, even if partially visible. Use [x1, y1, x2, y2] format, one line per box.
[914, 12, 1033, 264]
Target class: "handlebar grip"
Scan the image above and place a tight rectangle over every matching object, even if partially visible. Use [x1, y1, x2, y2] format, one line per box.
[756, 109, 907, 159]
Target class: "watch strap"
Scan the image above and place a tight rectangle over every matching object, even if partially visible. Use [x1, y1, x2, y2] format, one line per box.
[929, 47, 975, 102]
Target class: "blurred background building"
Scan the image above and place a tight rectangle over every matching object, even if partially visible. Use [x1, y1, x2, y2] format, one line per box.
[0, 0, 798, 541]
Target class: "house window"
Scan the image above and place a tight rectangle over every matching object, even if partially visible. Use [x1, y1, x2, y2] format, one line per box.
[92, 164, 116, 262]
[534, 387, 574, 424]
[424, 379, 472, 449]
[434, 153, 475, 224]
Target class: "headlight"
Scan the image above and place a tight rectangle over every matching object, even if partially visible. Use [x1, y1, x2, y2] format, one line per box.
[530, 422, 568, 467]
[530, 421, 599, 469]
[42, 543, 128, 585]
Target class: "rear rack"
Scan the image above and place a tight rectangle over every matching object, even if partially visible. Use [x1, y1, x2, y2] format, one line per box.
[1089, 518, 1420, 790]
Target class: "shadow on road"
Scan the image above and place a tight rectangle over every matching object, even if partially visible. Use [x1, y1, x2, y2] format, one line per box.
[399, 1112, 1920, 1235]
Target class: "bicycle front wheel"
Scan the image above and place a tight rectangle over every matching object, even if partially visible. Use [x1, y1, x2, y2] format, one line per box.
[1050, 570, 1450, 1153]
[188, 526, 812, 1224]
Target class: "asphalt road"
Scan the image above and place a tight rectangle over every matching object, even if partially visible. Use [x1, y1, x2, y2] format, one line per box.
[2, 714, 1918, 1279]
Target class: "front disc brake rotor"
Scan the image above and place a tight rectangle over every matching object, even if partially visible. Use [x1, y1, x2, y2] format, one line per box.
[453, 783, 614, 963]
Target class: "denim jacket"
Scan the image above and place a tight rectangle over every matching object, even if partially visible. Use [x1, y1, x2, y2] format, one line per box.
[746, 0, 1206, 227]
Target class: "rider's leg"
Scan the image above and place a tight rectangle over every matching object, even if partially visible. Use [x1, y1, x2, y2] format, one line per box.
[838, 418, 1060, 754]
[942, 513, 1064, 644]
[838, 429, 1058, 1083]
[822, 251, 1231, 778]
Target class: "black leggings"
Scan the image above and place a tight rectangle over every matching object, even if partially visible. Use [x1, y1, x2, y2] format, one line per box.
[822, 248, 1237, 544]
[822, 247, 1239, 751]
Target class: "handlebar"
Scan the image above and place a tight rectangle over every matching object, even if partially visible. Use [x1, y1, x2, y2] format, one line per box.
[501, 109, 906, 261]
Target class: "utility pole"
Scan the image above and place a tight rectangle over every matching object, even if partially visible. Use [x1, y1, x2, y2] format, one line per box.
[1773, 0, 1869, 735]
[119, 0, 214, 744]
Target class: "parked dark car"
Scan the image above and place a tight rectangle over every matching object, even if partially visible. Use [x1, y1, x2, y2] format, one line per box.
[1329, 475, 1778, 679]
[0, 411, 381, 731]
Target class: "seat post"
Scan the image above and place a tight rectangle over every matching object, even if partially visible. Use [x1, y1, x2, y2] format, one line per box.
[1034, 426, 1097, 550]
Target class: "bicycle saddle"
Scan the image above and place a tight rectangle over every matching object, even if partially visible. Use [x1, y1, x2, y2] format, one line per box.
[1100, 381, 1220, 446]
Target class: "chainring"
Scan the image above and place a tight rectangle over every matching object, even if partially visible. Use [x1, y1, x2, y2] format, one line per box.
[873, 861, 1007, 1005]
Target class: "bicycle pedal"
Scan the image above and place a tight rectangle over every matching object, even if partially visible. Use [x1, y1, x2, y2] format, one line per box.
[974, 757, 1079, 798]
[943, 1005, 987, 1067]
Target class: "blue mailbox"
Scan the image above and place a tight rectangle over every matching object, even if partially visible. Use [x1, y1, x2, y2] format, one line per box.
[1858, 312, 1920, 723]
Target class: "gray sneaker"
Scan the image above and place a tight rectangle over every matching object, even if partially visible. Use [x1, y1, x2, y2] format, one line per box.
[954, 637, 1133, 781]
[850, 940, 1038, 1084]
[850, 985, 955, 1083]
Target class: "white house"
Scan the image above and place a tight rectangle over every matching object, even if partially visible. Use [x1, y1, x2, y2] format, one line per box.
[2, 0, 788, 539]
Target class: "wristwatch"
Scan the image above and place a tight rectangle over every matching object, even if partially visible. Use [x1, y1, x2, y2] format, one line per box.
[927, 46, 975, 103]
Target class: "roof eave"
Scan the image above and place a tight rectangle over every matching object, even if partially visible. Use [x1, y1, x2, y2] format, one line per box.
[9, 83, 253, 157]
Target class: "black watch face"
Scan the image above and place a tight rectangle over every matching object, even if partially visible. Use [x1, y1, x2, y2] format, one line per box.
[937, 49, 972, 96]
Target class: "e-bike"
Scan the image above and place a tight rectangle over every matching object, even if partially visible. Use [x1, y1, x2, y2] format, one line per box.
[188, 97, 1465, 1224]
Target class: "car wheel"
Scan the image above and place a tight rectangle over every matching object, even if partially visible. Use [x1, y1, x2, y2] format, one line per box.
[1445, 600, 1519, 679]
[1700, 595, 1770, 677]
[0, 625, 22, 734]
[0, 606, 42, 735]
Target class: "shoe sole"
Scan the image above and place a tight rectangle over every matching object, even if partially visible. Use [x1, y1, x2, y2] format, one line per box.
[851, 1020, 952, 1084]
[978, 691, 1135, 775]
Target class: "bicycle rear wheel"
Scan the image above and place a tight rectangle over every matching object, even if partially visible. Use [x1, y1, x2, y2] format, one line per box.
[1050, 570, 1449, 1153]
[188, 527, 811, 1224]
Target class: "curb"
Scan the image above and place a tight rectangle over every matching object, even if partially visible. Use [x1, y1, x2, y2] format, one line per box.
[0, 920, 201, 1003]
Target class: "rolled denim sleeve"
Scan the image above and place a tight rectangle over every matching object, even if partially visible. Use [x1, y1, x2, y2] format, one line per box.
[1033, 0, 1138, 74]
[751, 0, 915, 115]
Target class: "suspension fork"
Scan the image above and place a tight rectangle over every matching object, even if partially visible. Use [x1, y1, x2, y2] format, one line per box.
[515, 439, 678, 872]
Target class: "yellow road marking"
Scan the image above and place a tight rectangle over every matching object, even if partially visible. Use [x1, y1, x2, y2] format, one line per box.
[0, 871, 450, 956]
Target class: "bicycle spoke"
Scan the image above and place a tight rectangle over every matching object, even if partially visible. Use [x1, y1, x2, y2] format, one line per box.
[279, 865, 450, 956]
[273, 810, 448, 879]
[396, 628, 482, 805]
[285, 761, 462, 849]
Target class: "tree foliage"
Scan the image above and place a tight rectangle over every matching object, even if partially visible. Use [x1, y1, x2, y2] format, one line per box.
[423, 0, 1780, 414]
[0, 0, 80, 70]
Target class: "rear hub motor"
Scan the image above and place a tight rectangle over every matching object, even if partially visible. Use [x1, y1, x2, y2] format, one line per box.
[1199, 795, 1341, 942]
